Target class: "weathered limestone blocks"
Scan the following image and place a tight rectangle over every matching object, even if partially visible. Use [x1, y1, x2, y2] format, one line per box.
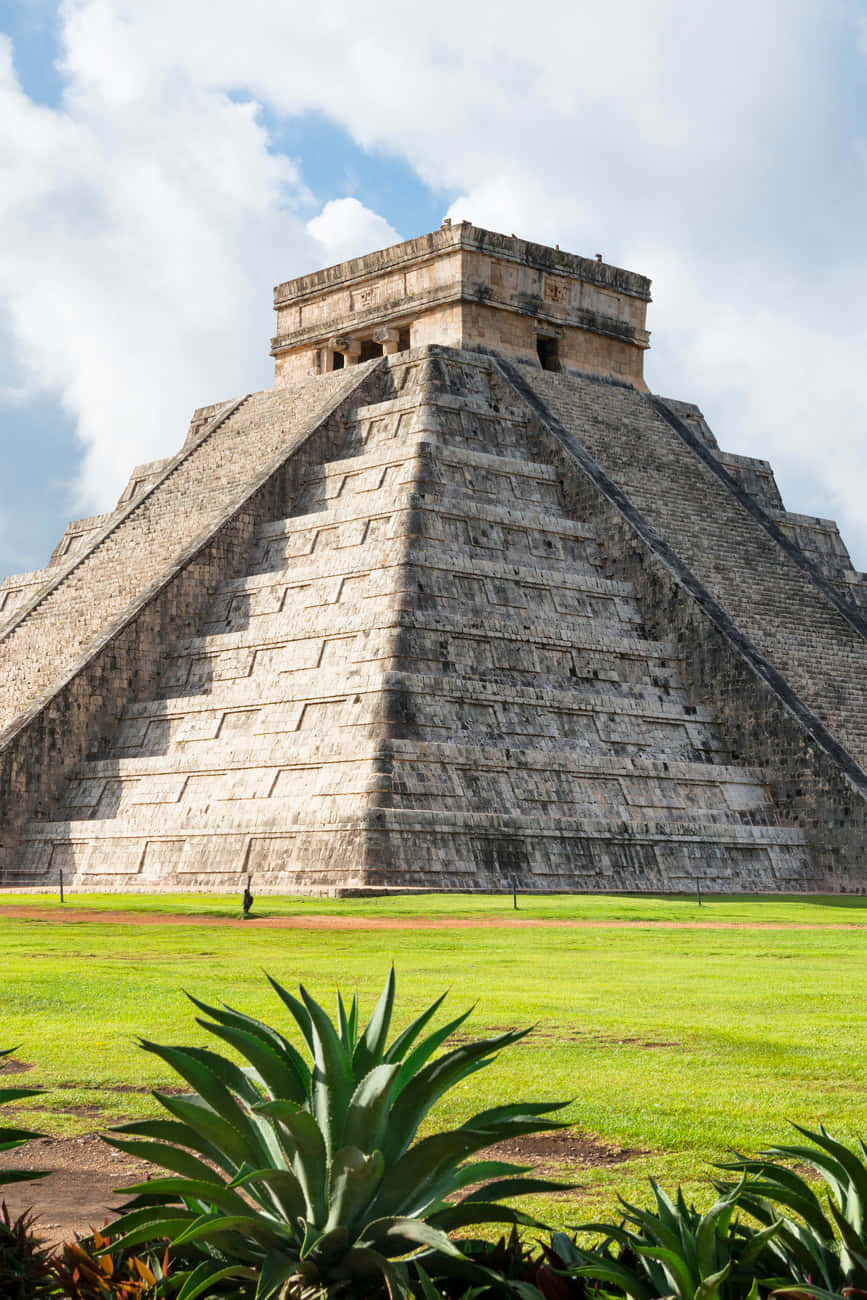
[272, 225, 651, 388]
[6, 345, 836, 892]
[3, 224, 867, 892]
[517, 365, 867, 770]
[504, 360, 867, 887]
[0, 361, 391, 879]
[0, 571, 49, 633]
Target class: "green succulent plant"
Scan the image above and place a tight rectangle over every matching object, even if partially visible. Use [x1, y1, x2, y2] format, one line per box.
[0, 1045, 48, 1188]
[715, 1125, 867, 1300]
[562, 1179, 782, 1300]
[104, 969, 571, 1300]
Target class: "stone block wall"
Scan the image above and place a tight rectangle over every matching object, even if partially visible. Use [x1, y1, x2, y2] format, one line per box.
[272, 224, 650, 389]
[499, 358, 867, 888]
[0, 360, 389, 878]
[510, 364, 867, 771]
[0, 367, 385, 735]
[5, 347, 820, 894]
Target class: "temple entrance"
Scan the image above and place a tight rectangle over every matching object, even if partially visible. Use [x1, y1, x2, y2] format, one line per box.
[536, 336, 561, 371]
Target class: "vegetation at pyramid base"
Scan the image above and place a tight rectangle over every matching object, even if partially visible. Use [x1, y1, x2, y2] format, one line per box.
[25, 1125, 867, 1299]
[5, 959, 867, 1300]
[0, 1202, 57, 1300]
[50, 1229, 173, 1300]
[102, 969, 573, 1299]
[713, 1125, 867, 1300]
[0, 1044, 49, 1188]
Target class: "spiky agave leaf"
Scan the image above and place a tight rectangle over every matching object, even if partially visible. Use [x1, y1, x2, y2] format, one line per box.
[100, 971, 573, 1298]
[185, 991, 311, 1103]
[352, 967, 396, 1077]
[566, 1179, 785, 1300]
[717, 1125, 867, 1296]
[0, 1046, 49, 1186]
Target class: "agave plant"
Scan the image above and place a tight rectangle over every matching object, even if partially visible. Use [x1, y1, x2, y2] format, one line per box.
[104, 969, 571, 1300]
[0, 1045, 48, 1188]
[561, 1179, 782, 1300]
[715, 1125, 867, 1300]
[435, 1226, 587, 1299]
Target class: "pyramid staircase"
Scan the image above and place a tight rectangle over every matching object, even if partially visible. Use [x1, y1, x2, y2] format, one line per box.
[517, 366, 867, 772]
[11, 351, 817, 892]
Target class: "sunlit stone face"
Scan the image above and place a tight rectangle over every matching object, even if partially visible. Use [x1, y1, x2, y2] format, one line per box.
[270, 223, 651, 390]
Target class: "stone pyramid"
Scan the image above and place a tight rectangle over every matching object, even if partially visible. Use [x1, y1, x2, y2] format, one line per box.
[2, 223, 866, 893]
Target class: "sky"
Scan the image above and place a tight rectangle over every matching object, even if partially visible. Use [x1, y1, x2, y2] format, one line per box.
[1, 0, 866, 580]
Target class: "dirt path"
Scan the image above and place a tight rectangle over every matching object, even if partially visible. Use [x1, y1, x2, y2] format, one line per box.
[0, 905, 863, 931]
[0, 1134, 155, 1246]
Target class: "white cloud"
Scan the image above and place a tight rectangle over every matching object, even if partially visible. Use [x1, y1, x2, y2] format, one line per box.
[0, 16, 401, 521]
[638, 244, 867, 566]
[307, 198, 400, 267]
[1, 0, 867, 571]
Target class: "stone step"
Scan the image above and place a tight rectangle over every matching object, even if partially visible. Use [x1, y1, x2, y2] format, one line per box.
[260, 492, 594, 538]
[157, 623, 682, 700]
[67, 738, 772, 787]
[352, 386, 531, 427]
[86, 670, 729, 765]
[378, 739, 773, 818]
[249, 510, 605, 576]
[294, 434, 560, 483]
[163, 601, 673, 653]
[123, 667, 720, 725]
[52, 741, 777, 831]
[287, 438, 565, 516]
[13, 808, 813, 895]
[179, 595, 647, 665]
[148, 658, 693, 718]
[194, 553, 643, 638]
[363, 806, 807, 845]
[358, 811, 818, 893]
[31, 796, 782, 839]
[350, 390, 536, 458]
[210, 540, 632, 602]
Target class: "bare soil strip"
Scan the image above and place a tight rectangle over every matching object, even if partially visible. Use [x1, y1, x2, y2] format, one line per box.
[0, 1134, 153, 1247]
[0, 905, 862, 931]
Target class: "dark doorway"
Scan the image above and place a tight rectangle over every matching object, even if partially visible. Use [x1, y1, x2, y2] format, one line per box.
[536, 336, 561, 371]
[398, 327, 411, 351]
[332, 350, 344, 369]
[359, 339, 384, 362]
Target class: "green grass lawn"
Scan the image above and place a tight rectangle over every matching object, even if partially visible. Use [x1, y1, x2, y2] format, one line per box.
[1, 891, 866, 1228]
[3, 888, 867, 922]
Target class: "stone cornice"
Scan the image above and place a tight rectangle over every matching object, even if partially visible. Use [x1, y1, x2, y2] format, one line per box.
[270, 278, 650, 357]
[273, 223, 652, 307]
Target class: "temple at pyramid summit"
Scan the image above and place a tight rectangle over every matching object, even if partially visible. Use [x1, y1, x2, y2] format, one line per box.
[3, 221, 867, 894]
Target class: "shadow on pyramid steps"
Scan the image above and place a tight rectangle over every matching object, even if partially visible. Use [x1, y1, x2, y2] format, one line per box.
[4, 345, 863, 893]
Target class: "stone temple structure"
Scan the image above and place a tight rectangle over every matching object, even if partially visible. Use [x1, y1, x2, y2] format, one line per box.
[2, 221, 867, 894]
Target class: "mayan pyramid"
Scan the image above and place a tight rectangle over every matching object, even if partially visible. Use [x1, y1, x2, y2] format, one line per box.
[2, 222, 867, 894]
